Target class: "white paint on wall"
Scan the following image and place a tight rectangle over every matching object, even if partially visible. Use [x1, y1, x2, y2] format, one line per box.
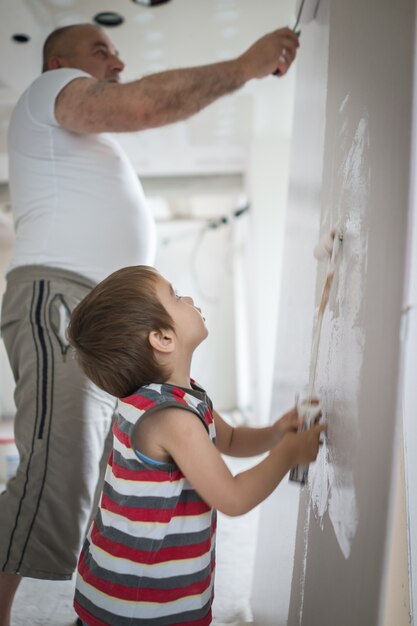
[294, 108, 371, 626]
[297, 505, 312, 625]
[307, 111, 370, 559]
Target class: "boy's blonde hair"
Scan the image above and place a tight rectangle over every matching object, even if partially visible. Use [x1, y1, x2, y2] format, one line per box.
[67, 265, 174, 397]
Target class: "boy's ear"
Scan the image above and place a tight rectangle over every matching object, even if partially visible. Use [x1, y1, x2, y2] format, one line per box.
[148, 329, 175, 353]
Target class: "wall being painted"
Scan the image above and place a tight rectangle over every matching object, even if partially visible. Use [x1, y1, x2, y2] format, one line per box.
[252, 0, 415, 624]
[276, 0, 416, 625]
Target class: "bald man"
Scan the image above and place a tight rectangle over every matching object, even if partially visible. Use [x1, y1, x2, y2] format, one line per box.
[0, 22, 299, 625]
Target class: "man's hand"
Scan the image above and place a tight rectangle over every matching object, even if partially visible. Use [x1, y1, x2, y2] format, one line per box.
[238, 27, 300, 80]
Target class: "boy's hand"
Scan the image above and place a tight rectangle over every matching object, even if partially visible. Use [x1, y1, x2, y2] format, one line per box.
[272, 406, 301, 442]
[271, 397, 321, 441]
[273, 397, 321, 440]
[290, 422, 327, 466]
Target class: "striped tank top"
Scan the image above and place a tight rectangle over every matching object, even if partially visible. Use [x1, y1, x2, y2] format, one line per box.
[74, 381, 217, 626]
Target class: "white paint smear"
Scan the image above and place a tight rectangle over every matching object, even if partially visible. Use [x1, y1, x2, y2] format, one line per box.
[308, 107, 370, 559]
[298, 504, 311, 626]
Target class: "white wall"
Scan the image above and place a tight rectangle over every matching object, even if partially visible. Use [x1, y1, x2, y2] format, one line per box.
[154, 196, 243, 412]
[246, 40, 297, 425]
[382, 438, 410, 626]
[251, 6, 329, 623]
[400, 9, 417, 617]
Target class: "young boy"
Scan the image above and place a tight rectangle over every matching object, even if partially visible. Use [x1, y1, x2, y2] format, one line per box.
[67, 265, 325, 626]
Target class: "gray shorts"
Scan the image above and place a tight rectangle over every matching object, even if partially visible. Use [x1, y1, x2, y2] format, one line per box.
[0, 265, 117, 580]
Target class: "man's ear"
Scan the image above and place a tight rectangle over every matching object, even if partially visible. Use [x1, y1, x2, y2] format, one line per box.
[48, 56, 64, 70]
[148, 329, 175, 353]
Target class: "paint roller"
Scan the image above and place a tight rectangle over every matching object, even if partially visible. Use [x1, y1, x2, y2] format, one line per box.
[289, 227, 343, 485]
[314, 228, 337, 261]
[273, 0, 321, 75]
[294, 0, 321, 28]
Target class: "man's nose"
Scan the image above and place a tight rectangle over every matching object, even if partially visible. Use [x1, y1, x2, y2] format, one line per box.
[112, 55, 125, 73]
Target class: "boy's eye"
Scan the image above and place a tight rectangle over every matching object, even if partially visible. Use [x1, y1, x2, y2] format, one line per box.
[174, 290, 181, 300]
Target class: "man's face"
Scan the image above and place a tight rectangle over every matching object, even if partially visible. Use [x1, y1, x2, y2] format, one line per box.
[59, 26, 125, 82]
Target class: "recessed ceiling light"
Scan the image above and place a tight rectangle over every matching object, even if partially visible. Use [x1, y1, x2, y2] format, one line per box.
[94, 12, 124, 27]
[12, 34, 30, 43]
[132, 0, 172, 6]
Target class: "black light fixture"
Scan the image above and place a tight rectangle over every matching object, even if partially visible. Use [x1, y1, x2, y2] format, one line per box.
[132, 0, 172, 6]
[94, 11, 124, 27]
[12, 33, 30, 43]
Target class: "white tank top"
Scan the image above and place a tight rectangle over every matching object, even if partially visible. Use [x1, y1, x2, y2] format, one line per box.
[7, 68, 156, 283]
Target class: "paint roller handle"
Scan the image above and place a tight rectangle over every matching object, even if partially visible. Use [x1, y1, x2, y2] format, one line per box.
[274, 0, 323, 74]
[272, 29, 301, 76]
[272, 0, 303, 77]
[288, 399, 324, 485]
[298, 422, 327, 462]
[288, 422, 326, 485]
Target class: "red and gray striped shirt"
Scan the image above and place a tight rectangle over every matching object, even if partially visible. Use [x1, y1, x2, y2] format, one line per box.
[74, 381, 217, 626]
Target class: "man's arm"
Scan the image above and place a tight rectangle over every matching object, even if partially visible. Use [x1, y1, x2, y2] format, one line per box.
[55, 27, 299, 134]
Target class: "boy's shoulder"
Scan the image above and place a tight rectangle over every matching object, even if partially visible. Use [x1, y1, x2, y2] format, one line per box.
[118, 381, 212, 415]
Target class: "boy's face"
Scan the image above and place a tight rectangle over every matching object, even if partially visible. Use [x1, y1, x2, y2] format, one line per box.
[154, 274, 208, 350]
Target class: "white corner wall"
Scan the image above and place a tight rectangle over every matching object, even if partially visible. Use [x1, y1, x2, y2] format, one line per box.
[251, 5, 329, 623]
[400, 5, 417, 618]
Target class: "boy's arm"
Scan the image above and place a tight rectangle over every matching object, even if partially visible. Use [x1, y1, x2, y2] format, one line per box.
[214, 408, 302, 457]
[151, 407, 324, 517]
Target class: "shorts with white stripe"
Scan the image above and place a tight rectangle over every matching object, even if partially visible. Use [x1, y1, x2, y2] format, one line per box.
[0, 265, 117, 579]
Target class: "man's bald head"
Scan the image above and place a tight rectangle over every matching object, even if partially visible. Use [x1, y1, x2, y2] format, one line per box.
[42, 23, 102, 72]
[41, 23, 124, 81]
